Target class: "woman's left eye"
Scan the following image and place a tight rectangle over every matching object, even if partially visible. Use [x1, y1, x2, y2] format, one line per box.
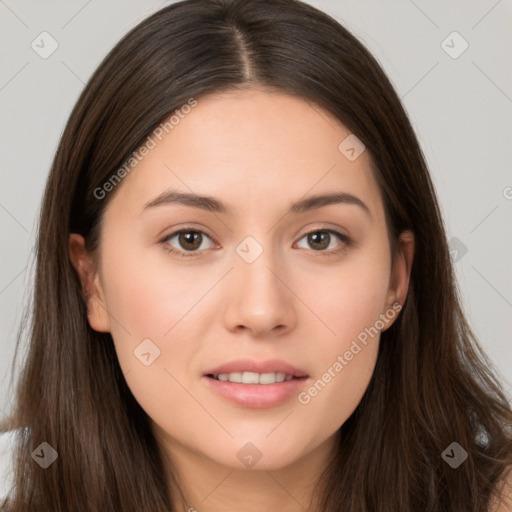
[295, 229, 350, 256]
[160, 228, 350, 258]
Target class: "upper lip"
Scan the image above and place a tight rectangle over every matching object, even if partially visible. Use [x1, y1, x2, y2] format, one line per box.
[204, 359, 309, 378]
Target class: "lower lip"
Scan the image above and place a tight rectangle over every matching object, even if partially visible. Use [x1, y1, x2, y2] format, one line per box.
[202, 376, 308, 409]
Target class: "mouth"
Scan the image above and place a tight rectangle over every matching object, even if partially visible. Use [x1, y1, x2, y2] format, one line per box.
[202, 359, 309, 408]
[206, 372, 303, 384]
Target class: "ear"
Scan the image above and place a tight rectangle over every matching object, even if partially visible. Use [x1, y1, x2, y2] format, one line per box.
[68, 233, 111, 333]
[382, 230, 415, 329]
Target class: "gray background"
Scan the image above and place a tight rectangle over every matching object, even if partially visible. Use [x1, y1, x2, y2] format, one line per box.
[1, 0, 511, 420]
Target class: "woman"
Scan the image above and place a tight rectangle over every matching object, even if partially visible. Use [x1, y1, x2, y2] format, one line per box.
[1, 0, 511, 510]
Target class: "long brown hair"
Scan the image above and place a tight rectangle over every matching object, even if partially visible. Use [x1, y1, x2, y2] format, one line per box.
[2, 0, 511, 510]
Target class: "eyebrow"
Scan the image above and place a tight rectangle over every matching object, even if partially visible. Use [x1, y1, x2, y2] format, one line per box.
[141, 189, 372, 218]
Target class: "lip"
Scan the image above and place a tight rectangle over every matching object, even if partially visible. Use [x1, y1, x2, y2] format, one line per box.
[202, 358, 309, 409]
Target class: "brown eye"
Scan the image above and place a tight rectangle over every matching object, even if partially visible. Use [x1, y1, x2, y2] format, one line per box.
[307, 231, 331, 251]
[295, 229, 350, 255]
[177, 231, 202, 251]
[161, 229, 215, 257]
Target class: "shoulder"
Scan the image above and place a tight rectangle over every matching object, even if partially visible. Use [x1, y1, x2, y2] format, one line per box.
[490, 466, 512, 512]
[0, 429, 18, 504]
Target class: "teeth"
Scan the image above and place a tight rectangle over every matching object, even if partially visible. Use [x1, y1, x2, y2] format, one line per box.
[213, 371, 296, 384]
[243, 371, 260, 384]
[228, 372, 242, 383]
[259, 372, 277, 384]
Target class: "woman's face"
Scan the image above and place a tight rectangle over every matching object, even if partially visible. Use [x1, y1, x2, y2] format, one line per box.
[71, 88, 413, 472]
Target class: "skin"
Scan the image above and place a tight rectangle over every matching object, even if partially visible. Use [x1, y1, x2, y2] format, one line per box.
[69, 88, 415, 511]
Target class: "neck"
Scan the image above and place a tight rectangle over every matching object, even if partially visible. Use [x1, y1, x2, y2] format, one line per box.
[155, 428, 337, 512]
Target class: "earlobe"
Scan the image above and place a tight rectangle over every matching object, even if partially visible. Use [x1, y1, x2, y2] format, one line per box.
[68, 233, 111, 333]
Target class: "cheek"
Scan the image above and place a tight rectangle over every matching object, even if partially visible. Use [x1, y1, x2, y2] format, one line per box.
[294, 245, 390, 427]
[97, 241, 215, 398]
[100, 239, 217, 338]
[298, 339, 379, 439]
[297, 276, 384, 434]
[99, 258, 208, 430]
[308, 249, 392, 342]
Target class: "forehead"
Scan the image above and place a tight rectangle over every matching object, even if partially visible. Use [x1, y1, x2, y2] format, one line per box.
[105, 88, 384, 221]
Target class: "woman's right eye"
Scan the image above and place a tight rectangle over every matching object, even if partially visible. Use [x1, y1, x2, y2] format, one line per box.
[160, 229, 216, 258]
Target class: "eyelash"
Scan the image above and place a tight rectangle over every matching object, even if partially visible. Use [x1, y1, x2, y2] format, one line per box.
[160, 227, 351, 259]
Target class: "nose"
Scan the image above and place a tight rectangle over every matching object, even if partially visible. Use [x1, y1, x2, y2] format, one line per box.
[223, 248, 296, 338]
